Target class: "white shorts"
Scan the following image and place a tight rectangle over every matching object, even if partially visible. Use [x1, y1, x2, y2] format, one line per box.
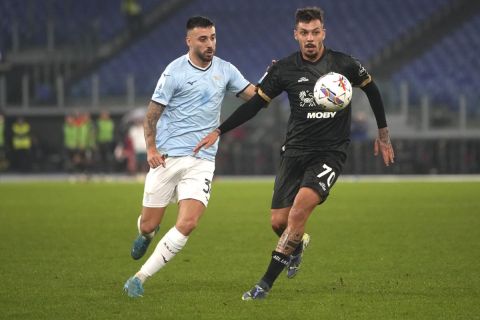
[142, 156, 215, 208]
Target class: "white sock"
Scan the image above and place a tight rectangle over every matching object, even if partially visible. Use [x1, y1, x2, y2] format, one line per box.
[138, 226, 188, 282]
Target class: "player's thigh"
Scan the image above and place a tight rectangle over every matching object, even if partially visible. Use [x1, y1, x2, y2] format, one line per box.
[289, 187, 321, 223]
[176, 157, 215, 207]
[301, 155, 342, 204]
[142, 157, 183, 208]
[271, 156, 303, 209]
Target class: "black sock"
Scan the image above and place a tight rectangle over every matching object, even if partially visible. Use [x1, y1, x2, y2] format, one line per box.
[260, 251, 290, 289]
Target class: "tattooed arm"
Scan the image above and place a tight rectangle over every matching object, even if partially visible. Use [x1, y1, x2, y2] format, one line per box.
[144, 101, 166, 168]
[374, 127, 395, 167]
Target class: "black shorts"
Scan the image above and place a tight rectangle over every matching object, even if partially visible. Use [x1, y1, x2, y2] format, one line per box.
[271, 152, 344, 209]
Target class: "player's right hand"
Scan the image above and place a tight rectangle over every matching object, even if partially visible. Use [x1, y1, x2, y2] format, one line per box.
[374, 127, 395, 167]
[193, 130, 220, 154]
[147, 148, 166, 168]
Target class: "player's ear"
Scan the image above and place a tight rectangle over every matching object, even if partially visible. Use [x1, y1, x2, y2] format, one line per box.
[293, 29, 298, 41]
[322, 29, 326, 41]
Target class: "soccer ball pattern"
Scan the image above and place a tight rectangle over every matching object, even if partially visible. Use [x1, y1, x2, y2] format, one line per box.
[313, 72, 353, 111]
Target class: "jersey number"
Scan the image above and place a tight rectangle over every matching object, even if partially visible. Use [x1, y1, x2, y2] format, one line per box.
[317, 164, 336, 187]
[203, 178, 212, 194]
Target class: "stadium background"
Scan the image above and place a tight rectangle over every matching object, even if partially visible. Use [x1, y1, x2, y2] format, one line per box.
[1, 0, 479, 176]
[1, 2, 479, 319]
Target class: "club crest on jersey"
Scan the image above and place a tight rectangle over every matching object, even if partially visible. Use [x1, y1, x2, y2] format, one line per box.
[358, 64, 367, 77]
[299, 90, 316, 107]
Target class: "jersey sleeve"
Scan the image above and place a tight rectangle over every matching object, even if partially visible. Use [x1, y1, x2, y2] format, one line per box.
[226, 63, 250, 96]
[345, 56, 372, 88]
[257, 63, 283, 102]
[151, 65, 177, 106]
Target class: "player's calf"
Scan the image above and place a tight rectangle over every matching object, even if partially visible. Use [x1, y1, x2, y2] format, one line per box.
[131, 215, 160, 260]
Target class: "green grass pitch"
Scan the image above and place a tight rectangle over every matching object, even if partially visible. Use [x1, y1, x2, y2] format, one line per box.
[0, 180, 479, 319]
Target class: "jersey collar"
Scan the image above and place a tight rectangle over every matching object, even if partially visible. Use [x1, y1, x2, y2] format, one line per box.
[187, 55, 213, 71]
[296, 47, 328, 67]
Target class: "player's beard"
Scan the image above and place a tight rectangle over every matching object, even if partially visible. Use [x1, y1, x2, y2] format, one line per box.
[303, 43, 322, 61]
[196, 48, 215, 63]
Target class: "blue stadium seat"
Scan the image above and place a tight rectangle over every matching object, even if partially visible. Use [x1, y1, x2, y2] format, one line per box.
[0, 0, 157, 49]
[69, 0, 451, 97]
[393, 15, 480, 109]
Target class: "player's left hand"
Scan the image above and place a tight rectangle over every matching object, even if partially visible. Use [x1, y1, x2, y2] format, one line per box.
[374, 127, 395, 166]
[193, 129, 221, 154]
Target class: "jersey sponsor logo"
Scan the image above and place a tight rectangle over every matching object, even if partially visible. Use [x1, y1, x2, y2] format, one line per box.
[306, 111, 337, 119]
[297, 77, 309, 83]
[299, 90, 316, 107]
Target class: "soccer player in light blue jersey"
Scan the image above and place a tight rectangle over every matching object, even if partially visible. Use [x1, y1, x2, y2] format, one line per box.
[124, 16, 256, 298]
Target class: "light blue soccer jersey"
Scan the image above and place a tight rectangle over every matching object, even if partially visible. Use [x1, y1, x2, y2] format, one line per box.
[152, 54, 249, 161]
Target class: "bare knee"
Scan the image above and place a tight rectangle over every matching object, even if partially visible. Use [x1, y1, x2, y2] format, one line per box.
[271, 208, 290, 237]
[271, 215, 287, 237]
[175, 218, 198, 236]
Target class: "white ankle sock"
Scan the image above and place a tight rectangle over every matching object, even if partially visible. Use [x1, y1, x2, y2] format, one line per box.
[139, 227, 188, 280]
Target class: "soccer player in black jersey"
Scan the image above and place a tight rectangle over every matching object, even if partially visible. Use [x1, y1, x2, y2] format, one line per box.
[194, 7, 395, 300]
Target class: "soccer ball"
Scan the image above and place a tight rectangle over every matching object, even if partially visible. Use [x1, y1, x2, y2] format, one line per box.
[313, 72, 353, 111]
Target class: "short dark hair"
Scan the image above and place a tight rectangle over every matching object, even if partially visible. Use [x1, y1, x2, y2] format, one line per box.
[295, 7, 324, 26]
[186, 16, 214, 30]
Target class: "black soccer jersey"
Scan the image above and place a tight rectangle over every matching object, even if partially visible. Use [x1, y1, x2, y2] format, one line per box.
[258, 48, 371, 159]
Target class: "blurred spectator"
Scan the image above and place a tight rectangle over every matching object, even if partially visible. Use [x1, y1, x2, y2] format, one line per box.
[0, 113, 8, 171]
[96, 110, 115, 172]
[127, 119, 147, 174]
[75, 112, 96, 173]
[63, 114, 77, 172]
[12, 117, 32, 172]
[122, 0, 143, 35]
[117, 133, 136, 174]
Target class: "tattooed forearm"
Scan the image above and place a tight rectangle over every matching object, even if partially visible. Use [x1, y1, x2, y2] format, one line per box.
[378, 127, 391, 144]
[143, 102, 165, 150]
